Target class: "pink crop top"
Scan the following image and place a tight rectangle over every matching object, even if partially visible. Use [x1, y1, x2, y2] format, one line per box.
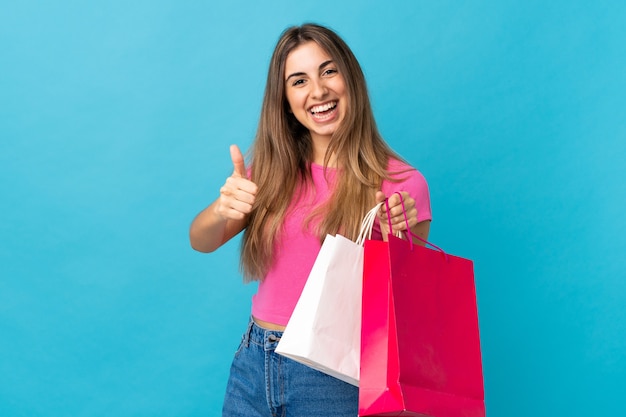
[250, 159, 432, 325]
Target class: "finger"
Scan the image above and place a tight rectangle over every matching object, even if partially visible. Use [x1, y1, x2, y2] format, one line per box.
[388, 192, 402, 207]
[218, 206, 248, 221]
[230, 144, 247, 178]
[387, 192, 413, 218]
[381, 193, 400, 219]
[393, 209, 418, 230]
[216, 192, 255, 219]
[226, 199, 255, 215]
[222, 188, 256, 208]
[225, 176, 258, 197]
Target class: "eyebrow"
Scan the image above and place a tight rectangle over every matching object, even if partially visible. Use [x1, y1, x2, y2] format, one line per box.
[285, 60, 334, 82]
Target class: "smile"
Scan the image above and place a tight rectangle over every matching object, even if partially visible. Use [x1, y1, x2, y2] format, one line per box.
[309, 101, 337, 114]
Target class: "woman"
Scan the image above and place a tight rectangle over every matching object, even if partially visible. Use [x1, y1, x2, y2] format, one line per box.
[190, 23, 431, 417]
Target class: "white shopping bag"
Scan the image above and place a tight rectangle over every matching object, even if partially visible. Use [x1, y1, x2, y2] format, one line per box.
[275, 203, 383, 386]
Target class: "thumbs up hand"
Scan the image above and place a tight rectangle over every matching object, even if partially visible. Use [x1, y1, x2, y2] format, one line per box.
[215, 145, 258, 221]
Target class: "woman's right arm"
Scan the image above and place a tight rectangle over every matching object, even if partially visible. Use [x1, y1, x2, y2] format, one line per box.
[189, 145, 258, 253]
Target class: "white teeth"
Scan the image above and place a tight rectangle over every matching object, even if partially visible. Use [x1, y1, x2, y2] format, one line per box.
[310, 101, 337, 114]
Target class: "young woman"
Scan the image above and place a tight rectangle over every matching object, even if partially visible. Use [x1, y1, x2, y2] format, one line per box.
[190, 23, 432, 417]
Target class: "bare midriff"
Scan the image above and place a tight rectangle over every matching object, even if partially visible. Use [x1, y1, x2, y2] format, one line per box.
[253, 316, 286, 332]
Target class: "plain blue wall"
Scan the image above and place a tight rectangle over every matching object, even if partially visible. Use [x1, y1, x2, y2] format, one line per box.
[1, 1, 625, 416]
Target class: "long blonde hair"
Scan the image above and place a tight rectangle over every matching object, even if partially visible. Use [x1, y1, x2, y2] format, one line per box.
[242, 23, 405, 281]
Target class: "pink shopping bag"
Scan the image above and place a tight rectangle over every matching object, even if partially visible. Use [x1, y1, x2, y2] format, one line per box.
[359, 234, 485, 417]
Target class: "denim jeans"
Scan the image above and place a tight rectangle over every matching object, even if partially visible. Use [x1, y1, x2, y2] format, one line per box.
[222, 319, 359, 417]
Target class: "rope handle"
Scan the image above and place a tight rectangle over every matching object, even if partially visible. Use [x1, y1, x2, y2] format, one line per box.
[385, 191, 448, 259]
[356, 202, 402, 246]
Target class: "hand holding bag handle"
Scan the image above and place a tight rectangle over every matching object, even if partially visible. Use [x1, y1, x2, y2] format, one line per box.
[357, 202, 402, 246]
[384, 191, 448, 260]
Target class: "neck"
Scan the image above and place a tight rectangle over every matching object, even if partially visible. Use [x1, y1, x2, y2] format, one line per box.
[312, 136, 335, 166]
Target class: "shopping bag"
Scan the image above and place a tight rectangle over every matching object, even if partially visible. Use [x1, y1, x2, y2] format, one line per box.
[275, 204, 383, 386]
[359, 233, 485, 417]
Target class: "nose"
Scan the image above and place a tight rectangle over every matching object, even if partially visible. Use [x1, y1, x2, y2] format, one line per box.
[310, 78, 328, 99]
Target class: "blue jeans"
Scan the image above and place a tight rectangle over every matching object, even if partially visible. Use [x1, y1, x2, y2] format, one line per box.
[222, 319, 359, 417]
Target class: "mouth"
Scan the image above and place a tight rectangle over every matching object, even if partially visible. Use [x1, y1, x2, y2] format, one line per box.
[309, 101, 338, 122]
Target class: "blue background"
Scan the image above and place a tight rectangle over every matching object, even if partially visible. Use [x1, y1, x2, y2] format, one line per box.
[2, 1, 625, 416]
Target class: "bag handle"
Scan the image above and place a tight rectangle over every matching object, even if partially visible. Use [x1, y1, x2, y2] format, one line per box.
[385, 191, 448, 259]
[357, 202, 381, 246]
[356, 202, 403, 246]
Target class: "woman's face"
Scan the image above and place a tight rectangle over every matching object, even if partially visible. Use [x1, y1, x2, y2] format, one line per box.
[284, 41, 347, 146]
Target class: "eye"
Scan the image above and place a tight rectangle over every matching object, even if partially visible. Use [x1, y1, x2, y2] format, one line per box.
[322, 68, 338, 76]
[291, 78, 306, 87]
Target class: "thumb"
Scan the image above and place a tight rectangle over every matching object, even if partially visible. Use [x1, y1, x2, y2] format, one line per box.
[375, 191, 386, 204]
[230, 144, 247, 178]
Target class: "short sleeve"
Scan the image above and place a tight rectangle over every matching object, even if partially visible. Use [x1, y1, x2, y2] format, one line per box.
[380, 159, 432, 222]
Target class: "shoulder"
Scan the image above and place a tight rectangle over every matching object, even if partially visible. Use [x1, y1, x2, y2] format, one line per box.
[384, 158, 428, 188]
